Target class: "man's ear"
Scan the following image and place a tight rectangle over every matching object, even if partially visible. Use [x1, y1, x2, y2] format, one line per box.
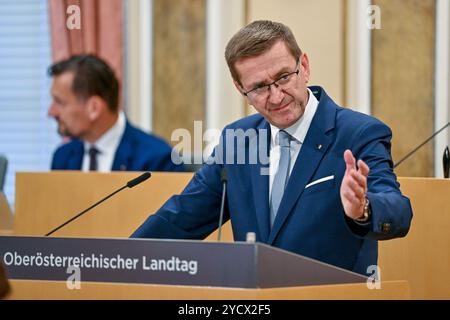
[86, 96, 104, 121]
[233, 80, 243, 94]
[300, 53, 311, 83]
[233, 80, 251, 105]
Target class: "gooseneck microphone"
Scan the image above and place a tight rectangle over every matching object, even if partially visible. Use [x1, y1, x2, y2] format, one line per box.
[393, 122, 450, 169]
[217, 168, 228, 241]
[45, 172, 151, 237]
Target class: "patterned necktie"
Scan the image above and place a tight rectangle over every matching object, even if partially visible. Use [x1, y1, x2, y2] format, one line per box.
[88, 146, 99, 171]
[270, 130, 292, 228]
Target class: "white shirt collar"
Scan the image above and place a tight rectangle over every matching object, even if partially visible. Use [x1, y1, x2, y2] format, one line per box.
[270, 88, 319, 146]
[84, 111, 126, 155]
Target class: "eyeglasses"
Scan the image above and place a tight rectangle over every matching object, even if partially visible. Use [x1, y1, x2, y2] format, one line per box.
[242, 59, 300, 100]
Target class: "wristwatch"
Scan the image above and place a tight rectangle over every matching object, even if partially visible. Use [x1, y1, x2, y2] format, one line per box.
[354, 197, 371, 222]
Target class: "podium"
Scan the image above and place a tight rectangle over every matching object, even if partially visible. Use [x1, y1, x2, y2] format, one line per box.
[0, 236, 409, 299]
[10, 172, 450, 298]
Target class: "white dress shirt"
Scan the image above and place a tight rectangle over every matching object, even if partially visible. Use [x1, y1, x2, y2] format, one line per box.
[82, 112, 126, 172]
[269, 89, 319, 197]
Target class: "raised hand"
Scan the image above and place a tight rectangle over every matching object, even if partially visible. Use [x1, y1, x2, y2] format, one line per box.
[340, 149, 370, 220]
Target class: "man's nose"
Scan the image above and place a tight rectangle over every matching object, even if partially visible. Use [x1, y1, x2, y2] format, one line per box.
[267, 83, 284, 104]
[48, 103, 57, 117]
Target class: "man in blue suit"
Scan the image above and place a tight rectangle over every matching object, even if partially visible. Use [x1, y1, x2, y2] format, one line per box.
[131, 20, 412, 275]
[48, 55, 184, 172]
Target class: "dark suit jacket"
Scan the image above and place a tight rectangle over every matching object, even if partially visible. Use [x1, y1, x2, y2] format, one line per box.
[131, 86, 413, 275]
[51, 121, 185, 172]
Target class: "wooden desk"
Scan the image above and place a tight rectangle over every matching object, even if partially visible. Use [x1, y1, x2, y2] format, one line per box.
[9, 172, 450, 299]
[6, 279, 409, 300]
[379, 178, 450, 299]
[13, 171, 194, 238]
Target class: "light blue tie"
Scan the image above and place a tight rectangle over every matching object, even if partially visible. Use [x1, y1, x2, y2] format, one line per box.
[270, 130, 292, 228]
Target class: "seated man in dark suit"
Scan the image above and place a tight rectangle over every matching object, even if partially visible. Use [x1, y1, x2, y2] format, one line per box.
[48, 54, 184, 172]
[131, 20, 413, 275]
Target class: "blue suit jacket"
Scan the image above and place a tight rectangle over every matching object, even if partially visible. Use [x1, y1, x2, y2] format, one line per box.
[51, 121, 185, 172]
[131, 87, 413, 275]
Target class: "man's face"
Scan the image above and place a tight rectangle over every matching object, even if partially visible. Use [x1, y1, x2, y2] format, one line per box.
[48, 72, 90, 139]
[234, 41, 311, 129]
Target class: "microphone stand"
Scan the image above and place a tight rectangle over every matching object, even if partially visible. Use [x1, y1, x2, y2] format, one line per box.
[45, 185, 127, 237]
[394, 122, 450, 169]
[217, 169, 227, 241]
[45, 172, 151, 237]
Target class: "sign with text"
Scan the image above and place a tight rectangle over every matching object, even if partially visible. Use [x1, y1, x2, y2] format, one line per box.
[0, 236, 366, 288]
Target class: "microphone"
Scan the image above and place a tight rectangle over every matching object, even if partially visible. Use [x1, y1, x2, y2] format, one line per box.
[393, 122, 450, 169]
[45, 172, 151, 237]
[217, 168, 227, 241]
[127, 171, 151, 188]
[444, 146, 449, 178]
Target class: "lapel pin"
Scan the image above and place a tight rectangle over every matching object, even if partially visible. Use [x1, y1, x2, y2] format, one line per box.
[317, 144, 322, 150]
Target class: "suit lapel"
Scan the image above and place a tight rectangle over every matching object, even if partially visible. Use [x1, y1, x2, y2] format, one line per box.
[67, 141, 83, 170]
[268, 90, 336, 244]
[250, 121, 271, 243]
[112, 122, 132, 171]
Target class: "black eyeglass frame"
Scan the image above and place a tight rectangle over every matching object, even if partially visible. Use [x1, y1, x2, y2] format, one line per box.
[241, 59, 301, 97]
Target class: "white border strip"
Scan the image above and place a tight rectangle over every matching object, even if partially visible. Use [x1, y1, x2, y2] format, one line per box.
[346, 0, 371, 114]
[125, 0, 152, 131]
[206, 0, 245, 132]
[305, 175, 335, 189]
[434, 0, 450, 177]
[139, 0, 152, 131]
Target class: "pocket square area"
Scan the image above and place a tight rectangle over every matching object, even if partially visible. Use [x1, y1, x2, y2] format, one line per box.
[305, 175, 335, 189]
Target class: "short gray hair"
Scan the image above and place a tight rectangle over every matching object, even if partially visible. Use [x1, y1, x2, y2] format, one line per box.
[225, 20, 302, 85]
